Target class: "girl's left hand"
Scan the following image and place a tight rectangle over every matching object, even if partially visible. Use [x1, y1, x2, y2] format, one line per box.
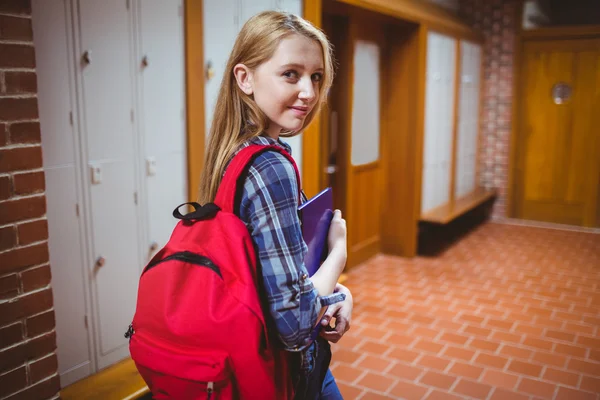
[319, 283, 353, 343]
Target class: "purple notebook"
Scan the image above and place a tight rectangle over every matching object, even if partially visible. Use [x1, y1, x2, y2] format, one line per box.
[299, 187, 333, 277]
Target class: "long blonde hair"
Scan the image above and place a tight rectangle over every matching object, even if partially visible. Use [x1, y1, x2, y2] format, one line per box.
[198, 11, 334, 204]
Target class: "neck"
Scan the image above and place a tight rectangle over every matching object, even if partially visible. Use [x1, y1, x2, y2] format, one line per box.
[264, 124, 281, 140]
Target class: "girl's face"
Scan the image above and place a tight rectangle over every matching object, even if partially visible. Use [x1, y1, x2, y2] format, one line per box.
[236, 34, 324, 138]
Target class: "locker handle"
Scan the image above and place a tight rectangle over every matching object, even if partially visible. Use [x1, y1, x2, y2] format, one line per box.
[150, 242, 158, 252]
[82, 50, 92, 66]
[95, 256, 105, 268]
[142, 55, 149, 68]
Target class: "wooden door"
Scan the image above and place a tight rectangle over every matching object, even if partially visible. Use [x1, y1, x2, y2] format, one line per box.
[515, 38, 600, 227]
[328, 17, 384, 268]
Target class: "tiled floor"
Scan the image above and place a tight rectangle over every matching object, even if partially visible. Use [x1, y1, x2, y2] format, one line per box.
[330, 222, 600, 400]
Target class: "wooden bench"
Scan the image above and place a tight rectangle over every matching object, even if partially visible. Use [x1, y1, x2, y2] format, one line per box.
[60, 358, 149, 400]
[420, 187, 497, 224]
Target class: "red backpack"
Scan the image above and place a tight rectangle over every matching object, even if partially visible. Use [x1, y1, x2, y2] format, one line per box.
[127, 145, 299, 399]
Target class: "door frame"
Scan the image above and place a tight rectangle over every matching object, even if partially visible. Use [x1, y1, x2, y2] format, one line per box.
[509, 25, 600, 223]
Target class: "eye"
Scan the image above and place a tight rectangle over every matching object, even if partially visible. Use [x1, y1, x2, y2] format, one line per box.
[283, 70, 299, 80]
[311, 73, 323, 83]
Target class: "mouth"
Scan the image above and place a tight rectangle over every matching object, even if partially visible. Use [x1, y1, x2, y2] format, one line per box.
[289, 106, 309, 117]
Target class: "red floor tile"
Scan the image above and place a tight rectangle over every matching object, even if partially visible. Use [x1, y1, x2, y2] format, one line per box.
[329, 223, 600, 399]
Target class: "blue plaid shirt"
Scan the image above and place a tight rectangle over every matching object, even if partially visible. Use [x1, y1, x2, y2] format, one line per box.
[235, 136, 343, 352]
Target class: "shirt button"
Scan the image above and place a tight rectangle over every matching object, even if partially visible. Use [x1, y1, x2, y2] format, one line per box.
[301, 273, 307, 281]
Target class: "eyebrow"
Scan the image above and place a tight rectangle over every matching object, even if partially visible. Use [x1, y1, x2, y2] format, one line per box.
[280, 63, 324, 72]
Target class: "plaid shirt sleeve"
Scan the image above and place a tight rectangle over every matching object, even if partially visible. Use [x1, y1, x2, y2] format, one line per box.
[239, 150, 324, 352]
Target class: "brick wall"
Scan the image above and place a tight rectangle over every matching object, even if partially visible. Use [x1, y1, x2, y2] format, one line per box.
[0, 1, 60, 399]
[459, 0, 520, 218]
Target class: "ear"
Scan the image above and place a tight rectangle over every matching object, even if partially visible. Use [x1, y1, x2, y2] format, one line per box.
[233, 63, 253, 95]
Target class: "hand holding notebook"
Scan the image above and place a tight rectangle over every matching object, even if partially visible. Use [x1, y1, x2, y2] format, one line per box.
[299, 187, 334, 276]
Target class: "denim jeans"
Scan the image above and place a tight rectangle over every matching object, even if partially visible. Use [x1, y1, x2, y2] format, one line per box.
[320, 369, 343, 399]
[294, 337, 343, 400]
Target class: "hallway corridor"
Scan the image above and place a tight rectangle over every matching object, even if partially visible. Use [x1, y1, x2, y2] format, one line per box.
[330, 223, 600, 399]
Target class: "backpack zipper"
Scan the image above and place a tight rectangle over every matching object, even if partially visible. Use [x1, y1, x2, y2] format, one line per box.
[143, 251, 222, 278]
[206, 381, 214, 399]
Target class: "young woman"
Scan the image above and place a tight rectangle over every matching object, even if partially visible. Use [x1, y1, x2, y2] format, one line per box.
[199, 11, 353, 399]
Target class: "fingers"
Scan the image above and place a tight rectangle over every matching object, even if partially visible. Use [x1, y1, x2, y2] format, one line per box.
[321, 303, 342, 326]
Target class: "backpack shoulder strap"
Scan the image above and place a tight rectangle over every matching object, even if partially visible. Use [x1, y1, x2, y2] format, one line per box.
[214, 144, 301, 214]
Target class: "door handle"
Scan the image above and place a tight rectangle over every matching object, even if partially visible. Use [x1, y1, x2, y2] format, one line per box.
[325, 165, 338, 175]
[82, 50, 92, 66]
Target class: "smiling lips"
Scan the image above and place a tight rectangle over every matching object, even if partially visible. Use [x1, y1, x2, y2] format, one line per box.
[289, 105, 309, 117]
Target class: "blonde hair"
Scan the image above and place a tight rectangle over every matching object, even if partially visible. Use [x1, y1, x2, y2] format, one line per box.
[198, 11, 334, 204]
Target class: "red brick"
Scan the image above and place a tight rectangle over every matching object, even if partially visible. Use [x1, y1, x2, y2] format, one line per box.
[0, 123, 7, 146]
[13, 171, 44, 195]
[25, 331, 56, 359]
[387, 332, 415, 346]
[532, 351, 567, 368]
[507, 359, 543, 378]
[356, 372, 395, 393]
[8, 122, 40, 144]
[580, 376, 600, 393]
[514, 323, 544, 336]
[499, 344, 532, 359]
[545, 330, 576, 342]
[554, 343, 587, 358]
[420, 371, 456, 390]
[390, 380, 429, 400]
[442, 346, 475, 362]
[0, 15, 32, 41]
[0, 288, 53, 326]
[0, 323, 23, 349]
[413, 339, 444, 354]
[425, 390, 463, 400]
[29, 354, 58, 383]
[412, 326, 439, 339]
[589, 349, 600, 362]
[522, 337, 554, 351]
[0, 196, 46, 226]
[0, 1, 31, 15]
[0, 273, 19, 300]
[491, 331, 522, 344]
[0, 365, 27, 398]
[439, 333, 469, 345]
[0, 243, 48, 274]
[542, 367, 579, 387]
[4, 374, 60, 400]
[337, 383, 363, 400]
[0, 175, 11, 200]
[577, 335, 600, 349]
[0, 146, 42, 173]
[469, 338, 499, 352]
[0, 225, 16, 251]
[21, 264, 51, 292]
[490, 388, 529, 400]
[458, 313, 484, 324]
[481, 370, 518, 390]
[332, 349, 361, 364]
[417, 355, 451, 371]
[25, 310, 54, 338]
[358, 340, 390, 355]
[554, 386, 596, 400]
[16, 219, 47, 245]
[453, 379, 492, 399]
[388, 347, 420, 363]
[448, 362, 483, 380]
[357, 355, 393, 374]
[0, 97, 37, 120]
[388, 363, 424, 381]
[486, 318, 513, 331]
[473, 353, 508, 369]
[567, 358, 600, 375]
[0, 44, 35, 69]
[517, 377, 555, 399]
[4, 71, 36, 94]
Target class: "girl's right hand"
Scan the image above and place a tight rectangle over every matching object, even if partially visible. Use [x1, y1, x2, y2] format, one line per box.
[328, 209, 347, 256]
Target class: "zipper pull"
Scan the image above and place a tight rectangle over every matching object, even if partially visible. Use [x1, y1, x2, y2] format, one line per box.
[206, 382, 214, 399]
[124, 324, 134, 339]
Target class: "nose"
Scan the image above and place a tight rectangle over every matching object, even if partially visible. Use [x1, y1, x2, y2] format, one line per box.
[298, 77, 316, 103]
